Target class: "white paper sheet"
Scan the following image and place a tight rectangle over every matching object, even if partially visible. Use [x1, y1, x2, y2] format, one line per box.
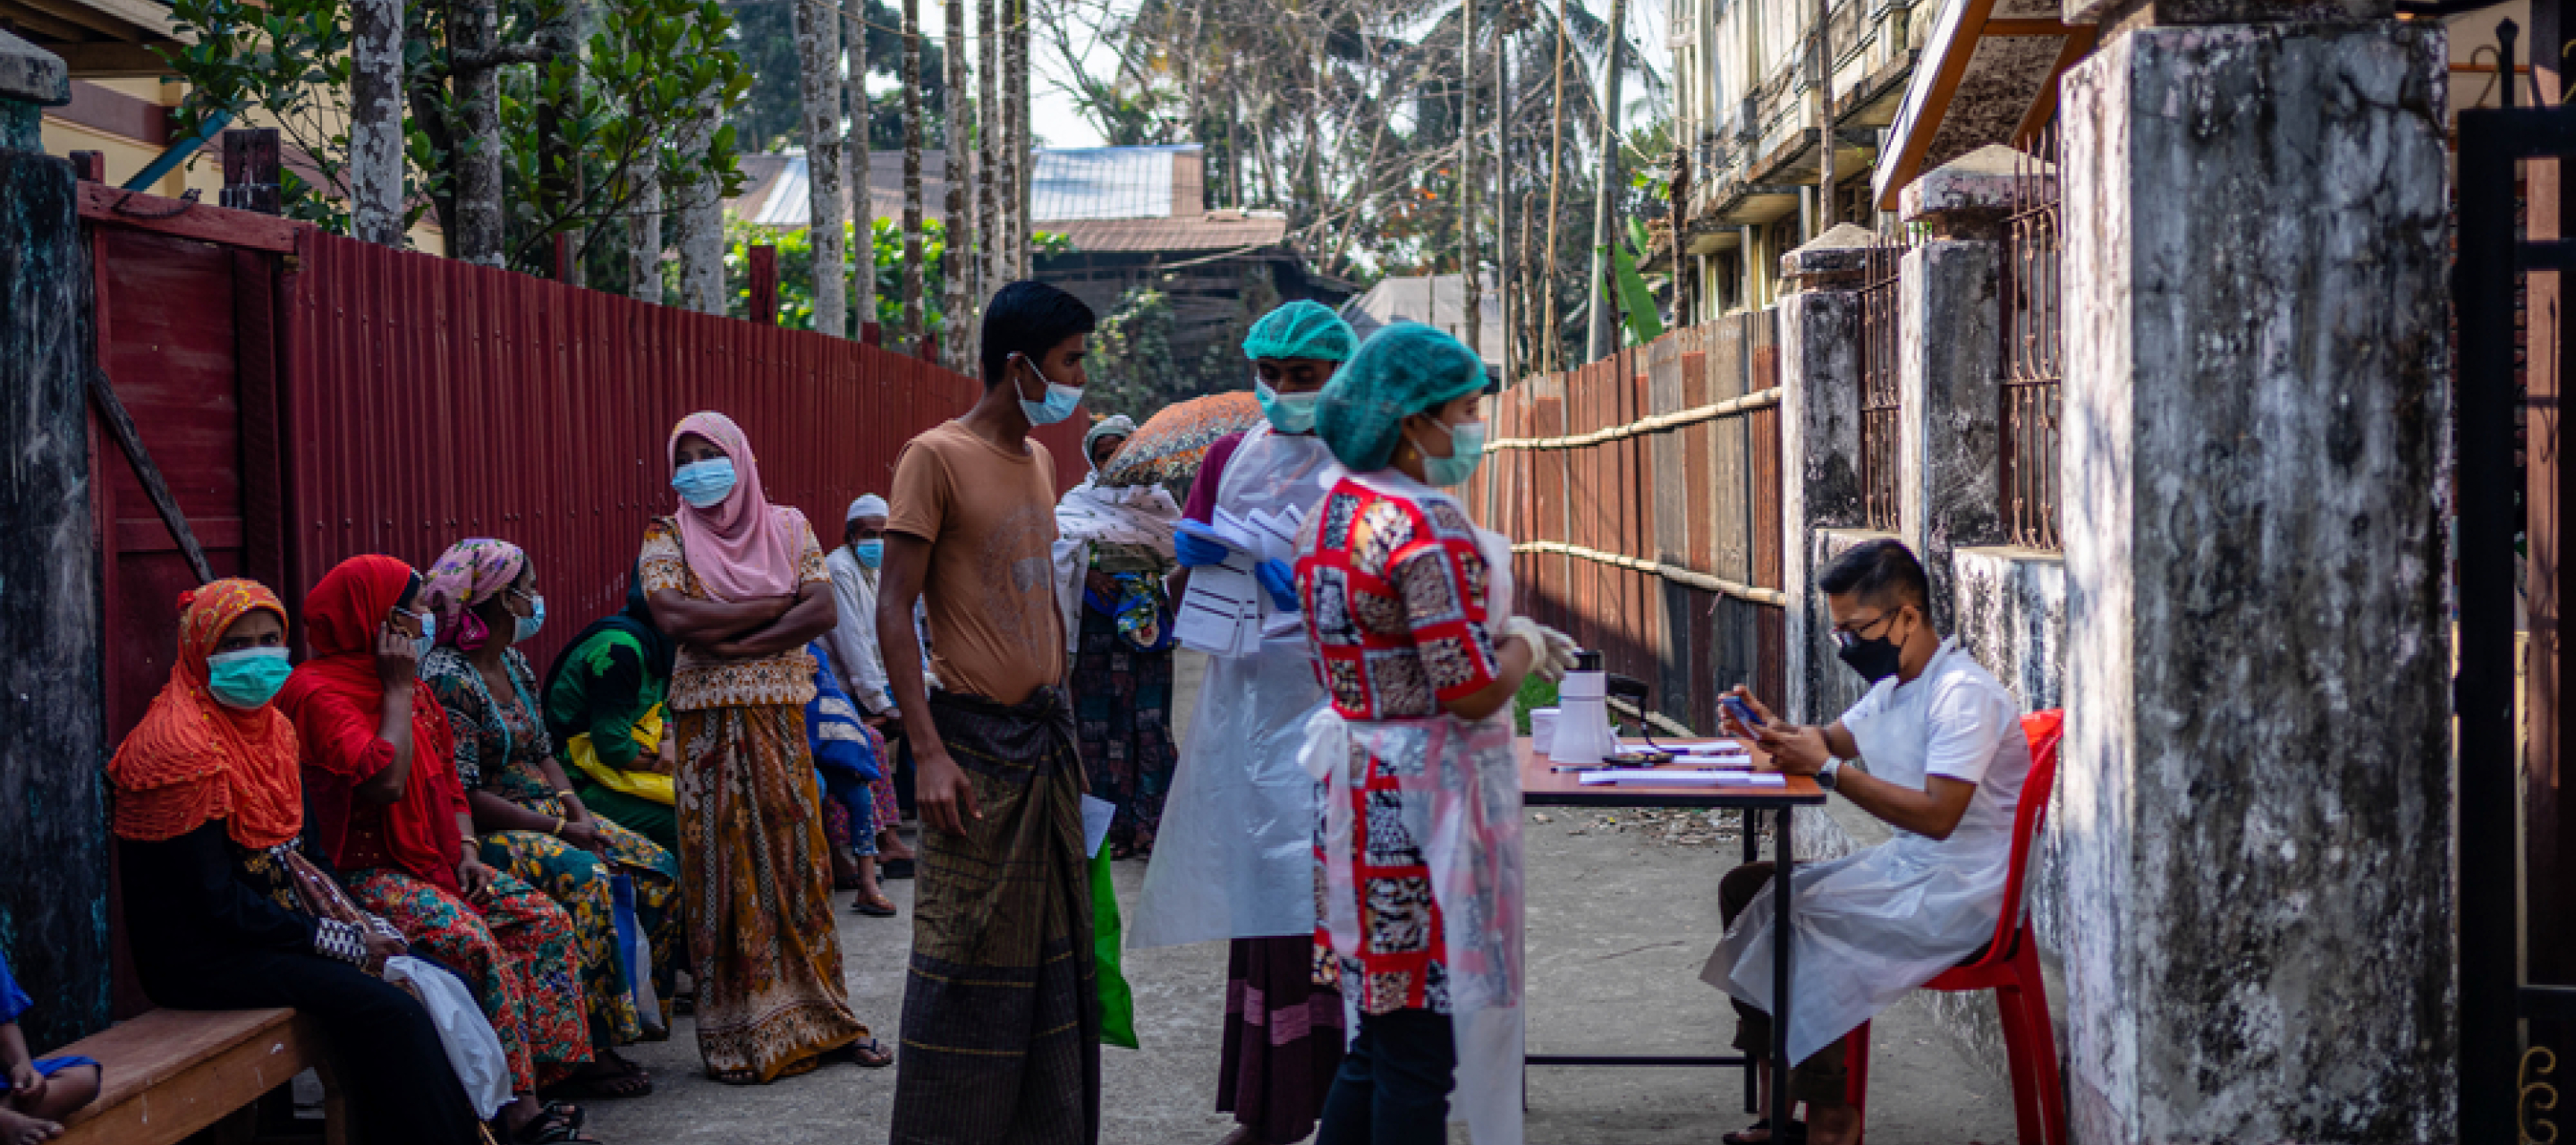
[1080, 794, 1117, 858]
[1575, 769, 1787, 787]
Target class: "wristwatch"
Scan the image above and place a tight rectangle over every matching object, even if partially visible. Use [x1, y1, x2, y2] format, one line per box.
[1818, 759, 1843, 792]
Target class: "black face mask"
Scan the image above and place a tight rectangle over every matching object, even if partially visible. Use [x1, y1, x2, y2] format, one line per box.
[1835, 610, 1909, 684]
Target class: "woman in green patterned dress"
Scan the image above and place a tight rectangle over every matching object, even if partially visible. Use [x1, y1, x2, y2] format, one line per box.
[419, 539, 682, 1099]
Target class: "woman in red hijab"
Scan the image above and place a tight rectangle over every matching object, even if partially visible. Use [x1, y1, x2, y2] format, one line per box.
[277, 556, 601, 1144]
[641, 411, 883, 1081]
[112, 578, 483, 1145]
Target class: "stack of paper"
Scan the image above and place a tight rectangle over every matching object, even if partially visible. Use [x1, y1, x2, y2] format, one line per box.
[1576, 770, 1788, 788]
[1175, 505, 1308, 657]
[1622, 741, 1755, 768]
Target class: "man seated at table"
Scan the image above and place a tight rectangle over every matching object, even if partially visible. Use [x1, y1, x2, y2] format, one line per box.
[1705, 539, 2031, 1145]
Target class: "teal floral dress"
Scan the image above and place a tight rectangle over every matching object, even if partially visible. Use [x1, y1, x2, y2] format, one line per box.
[424, 646, 682, 1045]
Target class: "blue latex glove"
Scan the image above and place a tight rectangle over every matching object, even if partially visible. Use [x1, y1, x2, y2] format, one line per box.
[1174, 520, 1232, 568]
[1254, 559, 1301, 612]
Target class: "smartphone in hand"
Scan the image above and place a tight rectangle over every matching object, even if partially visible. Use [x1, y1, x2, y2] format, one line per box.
[1721, 695, 1766, 731]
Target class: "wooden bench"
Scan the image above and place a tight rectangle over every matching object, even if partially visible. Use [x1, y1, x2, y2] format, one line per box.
[52, 1007, 346, 1145]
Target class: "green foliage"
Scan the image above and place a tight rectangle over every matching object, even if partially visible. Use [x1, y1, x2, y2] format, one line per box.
[1513, 673, 1560, 735]
[1078, 265, 1282, 421]
[720, 0, 941, 152]
[163, 0, 751, 276]
[707, 216, 1071, 338]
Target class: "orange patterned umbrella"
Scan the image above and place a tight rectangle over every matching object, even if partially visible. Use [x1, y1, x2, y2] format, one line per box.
[1096, 391, 1267, 488]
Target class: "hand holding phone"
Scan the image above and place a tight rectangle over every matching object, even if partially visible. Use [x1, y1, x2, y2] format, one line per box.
[1721, 695, 1765, 731]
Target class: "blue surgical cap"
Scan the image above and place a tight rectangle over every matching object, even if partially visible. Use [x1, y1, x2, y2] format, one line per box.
[1242, 301, 1358, 363]
[1314, 324, 1488, 472]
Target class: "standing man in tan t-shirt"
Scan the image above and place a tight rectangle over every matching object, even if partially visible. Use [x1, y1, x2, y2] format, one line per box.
[878, 280, 1102, 1145]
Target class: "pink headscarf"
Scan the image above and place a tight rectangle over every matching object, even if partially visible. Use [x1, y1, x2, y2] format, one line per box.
[421, 538, 528, 651]
[670, 411, 804, 602]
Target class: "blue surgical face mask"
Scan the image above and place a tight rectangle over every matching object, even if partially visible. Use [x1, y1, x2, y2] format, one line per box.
[1014, 356, 1085, 426]
[207, 648, 293, 710]
[853, 539, 885, 569]
[1255, 378, 1321, 435]
[673, 457, 738, 508]
[1415, 419, 1488, 487]
[513, 595, 546, 643]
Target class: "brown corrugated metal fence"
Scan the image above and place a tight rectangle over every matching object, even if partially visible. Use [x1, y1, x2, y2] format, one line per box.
[1479, 310, 1787, 731]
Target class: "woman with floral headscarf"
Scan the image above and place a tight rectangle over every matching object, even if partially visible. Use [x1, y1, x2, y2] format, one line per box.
[279, 556, 599, 1144]
[1054, 412, 1182, 858]
[111, 579, 484, 1145]
[419, 539, 682, 1098]
[640, 411, 886, 1082]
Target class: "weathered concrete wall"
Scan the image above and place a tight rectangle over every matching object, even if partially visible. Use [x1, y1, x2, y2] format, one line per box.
[1897, 239, 2006, 633]
[1779, 289, 1864, 724]
[2059, 21, 2453, 1143]
[1953, 546, 2067, 713]
[0, 143, 112, 1049]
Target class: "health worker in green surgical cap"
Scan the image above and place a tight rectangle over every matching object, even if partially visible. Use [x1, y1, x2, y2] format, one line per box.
[1294, 323, 1576, 1145]
[1131, 299, 1357, 1145]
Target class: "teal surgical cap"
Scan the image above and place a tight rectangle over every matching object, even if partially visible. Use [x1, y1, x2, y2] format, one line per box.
[1241, 300, 1358, 363]
[1315, 324, 1487, 472]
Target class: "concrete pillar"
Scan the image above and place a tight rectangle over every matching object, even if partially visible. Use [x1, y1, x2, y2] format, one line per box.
[0, 33, 113, 1049]
[1894, 239, 2002, 633]
[1776, 224, 1874, 723]
[0, 30, 68, 151]
[2057, 19, 2453, 1143]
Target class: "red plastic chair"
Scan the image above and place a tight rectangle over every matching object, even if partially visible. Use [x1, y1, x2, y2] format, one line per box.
[1844, 708, 2067, 1145]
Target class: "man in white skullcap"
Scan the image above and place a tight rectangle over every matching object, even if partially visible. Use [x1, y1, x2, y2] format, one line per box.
[824, 493, 921, 895]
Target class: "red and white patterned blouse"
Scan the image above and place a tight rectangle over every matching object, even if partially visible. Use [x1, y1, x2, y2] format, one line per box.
[1296, 475, 1503, 1014]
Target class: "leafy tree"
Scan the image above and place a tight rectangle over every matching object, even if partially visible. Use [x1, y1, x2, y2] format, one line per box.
[163, 0, 751, 276]
[710, 216, 1066, 337]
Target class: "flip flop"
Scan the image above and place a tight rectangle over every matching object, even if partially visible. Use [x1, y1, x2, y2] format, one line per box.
[880, 858, 916, 880]
[852, 896, 899, 918]
[1722, 1118, 1805, 1145]
[843, 1037, 895, 1068]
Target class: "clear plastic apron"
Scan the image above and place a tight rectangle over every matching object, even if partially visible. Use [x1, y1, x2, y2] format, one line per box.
[1131, 427, 1341, 947]
[1299, 467, 1527, 1145]
[1702, 640, 2018, 1064]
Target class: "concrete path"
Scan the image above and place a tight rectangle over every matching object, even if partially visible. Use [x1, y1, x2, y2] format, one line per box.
[581, 650, 2019, 1144]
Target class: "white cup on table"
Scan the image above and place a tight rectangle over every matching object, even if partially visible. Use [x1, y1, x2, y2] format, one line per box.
[1530, 708, 1560, 754]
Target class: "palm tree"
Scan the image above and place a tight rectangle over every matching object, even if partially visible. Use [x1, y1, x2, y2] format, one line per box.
[901, 0, 927, 354]
[942, 0, 973, 367]
[844, 0, 875, 337]
[798, 0, 848, 336]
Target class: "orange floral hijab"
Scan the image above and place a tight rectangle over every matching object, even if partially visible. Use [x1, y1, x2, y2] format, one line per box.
[107, 579, 305, 848]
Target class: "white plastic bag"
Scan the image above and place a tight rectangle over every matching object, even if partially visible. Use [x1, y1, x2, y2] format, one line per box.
[383, 955, 513, 1118]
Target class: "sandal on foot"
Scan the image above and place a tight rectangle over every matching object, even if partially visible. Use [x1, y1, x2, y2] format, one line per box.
[546, 1061, 653, 1101]
[1722, 1118, 1805, 1145]
[510, 1105, 598, 1145]
[843, 1037, 895, 1068]
[852, 895, 898, 918]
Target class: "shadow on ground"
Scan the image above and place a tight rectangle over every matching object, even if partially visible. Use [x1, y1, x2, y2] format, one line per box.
[581, 650, 2018, 1145]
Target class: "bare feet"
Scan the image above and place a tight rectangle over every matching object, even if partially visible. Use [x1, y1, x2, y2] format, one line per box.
[1, 1107, 64, 1145]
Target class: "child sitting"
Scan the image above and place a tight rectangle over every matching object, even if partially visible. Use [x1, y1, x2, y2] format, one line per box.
[0, 950, 101, 1144]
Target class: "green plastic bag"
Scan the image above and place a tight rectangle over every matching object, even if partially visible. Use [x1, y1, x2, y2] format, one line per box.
[1091, 849, 1139, 1048]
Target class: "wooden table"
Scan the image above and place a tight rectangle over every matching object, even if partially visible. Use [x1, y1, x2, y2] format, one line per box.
[1519, 738, 1826, 1126]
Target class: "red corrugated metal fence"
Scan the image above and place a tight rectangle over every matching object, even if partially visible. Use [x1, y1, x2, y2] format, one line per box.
[281, 228, 1087, 672]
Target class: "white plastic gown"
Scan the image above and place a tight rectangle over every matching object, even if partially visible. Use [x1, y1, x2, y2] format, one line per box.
[1131, 425, 1339, 947]
[1298, 466, 1527, 1145]
[1701, 640, 2030, 1064]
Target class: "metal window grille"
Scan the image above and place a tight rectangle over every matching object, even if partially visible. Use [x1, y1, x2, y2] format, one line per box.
[2000, 125, 2063, 550]
[1860, 230, 1905, 532]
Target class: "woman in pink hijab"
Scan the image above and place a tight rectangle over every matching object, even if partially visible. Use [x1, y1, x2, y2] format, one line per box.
[636, 411, 890, 1081]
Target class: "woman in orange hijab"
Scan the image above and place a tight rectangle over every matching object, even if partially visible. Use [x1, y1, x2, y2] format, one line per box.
[277, 556, 601, 1144]
[111, 578, 482, 1145]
